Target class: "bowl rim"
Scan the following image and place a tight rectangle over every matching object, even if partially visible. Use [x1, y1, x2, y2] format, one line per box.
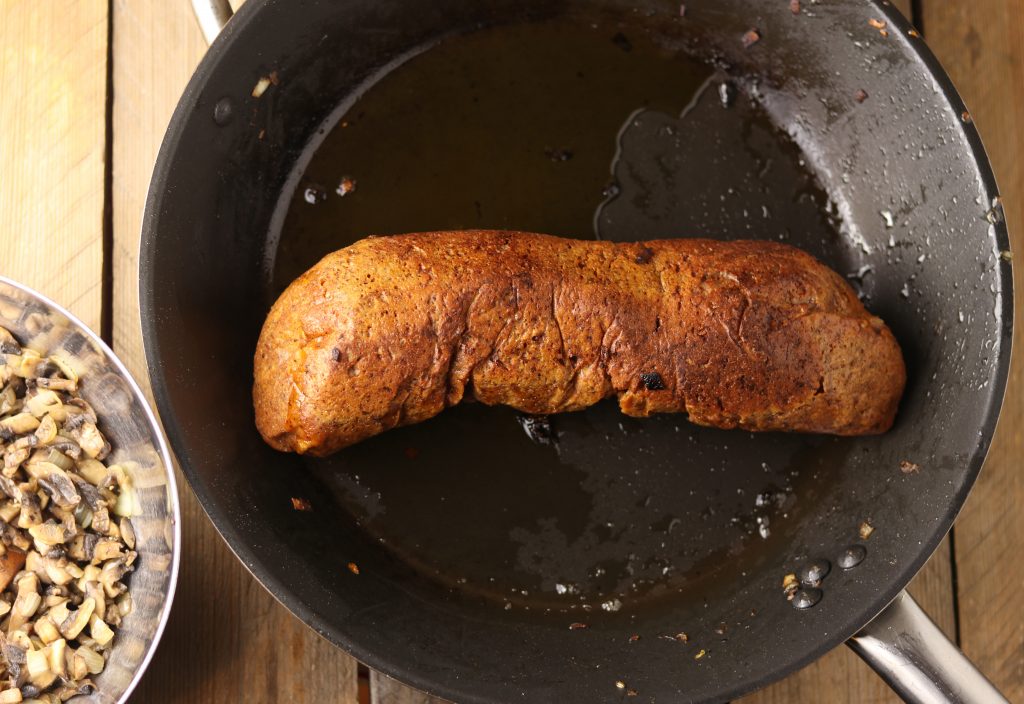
[0, 274, 182, 704]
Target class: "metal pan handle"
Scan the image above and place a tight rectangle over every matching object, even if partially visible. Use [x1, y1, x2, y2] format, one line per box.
[848, 591, 1008, 704]
[191, 0, 233, 44]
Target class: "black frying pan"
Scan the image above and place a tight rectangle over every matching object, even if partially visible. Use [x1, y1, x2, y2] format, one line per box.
[140, 1, 1014, 701]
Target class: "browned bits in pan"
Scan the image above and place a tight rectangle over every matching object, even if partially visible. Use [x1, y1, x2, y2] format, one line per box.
[569, 622, 588, 630]
[868, 18, 887, 30]
[336, 176, 358, 197]
[899, 460, 921, 474]
[783, 573, 799, 600]
[741, 29, 761, 48]
[347, 562, 360, 575]
[790, 0, 800, 14]
[854, 89, 869, 103]
[859, 520, 875, 540]
[251, 70, 279, 98]
[291, 497, 313, 511]
[0, 326, 136, 699]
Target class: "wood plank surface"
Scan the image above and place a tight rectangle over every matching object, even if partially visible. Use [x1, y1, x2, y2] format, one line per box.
[2, 0, 1017, 702]
[923, 2, 1024, 701]
[109, 1, 358, 702]
[370, 671, 449, 704]
[0, 0, 108, 332]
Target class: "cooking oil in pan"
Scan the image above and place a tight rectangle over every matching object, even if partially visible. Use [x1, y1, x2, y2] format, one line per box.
[279, 15, 856, 615]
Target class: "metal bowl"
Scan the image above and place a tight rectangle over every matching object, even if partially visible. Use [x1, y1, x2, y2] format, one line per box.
[0, 277, 180, 704]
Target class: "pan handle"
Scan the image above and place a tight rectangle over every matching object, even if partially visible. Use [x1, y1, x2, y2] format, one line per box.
[848, 591, 1008, 703]
[190, 0, 233, 44]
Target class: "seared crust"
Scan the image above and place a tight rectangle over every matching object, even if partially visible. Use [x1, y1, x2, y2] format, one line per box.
[254, 231, 905, 455]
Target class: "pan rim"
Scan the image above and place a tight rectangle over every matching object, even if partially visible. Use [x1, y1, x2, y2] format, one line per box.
[138, 0, 1014, 701]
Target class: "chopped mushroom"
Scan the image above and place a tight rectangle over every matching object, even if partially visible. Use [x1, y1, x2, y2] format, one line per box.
[0, 330, 21, 356]
[0, 327, 134, 698]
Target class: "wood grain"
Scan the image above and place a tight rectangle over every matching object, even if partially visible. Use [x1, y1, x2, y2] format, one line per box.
[922, 2, 1024, 701]
[0, 0, 108, 332]
[370, 672, 449, 704]
[0, 0, 1000, 703]
[109, 1, 358, 701]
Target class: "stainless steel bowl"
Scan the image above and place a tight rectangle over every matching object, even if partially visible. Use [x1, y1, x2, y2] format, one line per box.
[0, 276, 180, 704]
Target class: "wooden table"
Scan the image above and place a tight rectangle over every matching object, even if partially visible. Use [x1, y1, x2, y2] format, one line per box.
[0, 1, 1020, 701]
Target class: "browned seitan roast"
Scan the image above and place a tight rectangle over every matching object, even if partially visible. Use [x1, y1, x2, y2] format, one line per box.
[254, 231, 905, 456]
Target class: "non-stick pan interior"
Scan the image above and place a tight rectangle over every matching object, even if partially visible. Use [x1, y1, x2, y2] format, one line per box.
[141, 1, 1012, 702]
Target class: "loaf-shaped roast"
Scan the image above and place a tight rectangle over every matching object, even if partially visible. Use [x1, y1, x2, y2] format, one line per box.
[254, 231, 905, 455]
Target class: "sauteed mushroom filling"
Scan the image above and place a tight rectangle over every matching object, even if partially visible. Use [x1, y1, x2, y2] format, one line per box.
[0, 327, 135, 703]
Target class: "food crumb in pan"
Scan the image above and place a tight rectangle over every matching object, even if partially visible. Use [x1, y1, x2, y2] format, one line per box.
[291, 497, 313, 511]
[336, 176, 358, 197]
[854, 88, 869, 103]
[899, 460, 921, 474]
[741, 28, 760, 48]
[660, 632, 688, 643]
[908, 28, 921, 38]
[789, 0, 800, 14]
[627, 688, 638, 697]
[615, 681, 626, 690]
[880, 210, 895, 228]
[516, 414, 554, 446]
[868, 18, 886, 30]
[347, 562, 360, 575]
[251, 71, 278, 98]
[859, 521, 875, 540]
[782, 573, 799, 600]
[1001, 250, 1013, 262]
[695, 649, 707, 660]
[678, 3, 686, 18]
[962, 110, 973, 123]
[569, 622, 588, 630]
[258, 128, 266, 140]
[628, 634, 640, 643]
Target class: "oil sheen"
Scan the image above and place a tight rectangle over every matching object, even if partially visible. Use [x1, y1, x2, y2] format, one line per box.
[276, 15, 854, 615]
